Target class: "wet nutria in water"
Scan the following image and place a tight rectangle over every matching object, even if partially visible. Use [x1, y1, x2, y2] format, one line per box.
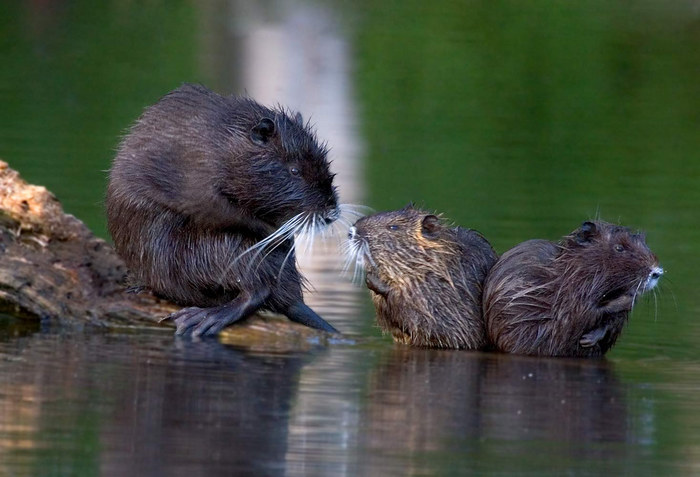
[347, 206, 498, 349]
[106, 84, 341, 337]
[483, 220, 663, 357]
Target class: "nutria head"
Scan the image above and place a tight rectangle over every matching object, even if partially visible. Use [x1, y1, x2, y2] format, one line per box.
[108, 84, 340, 239]
[348, 205, 459, 287]
[347, 205, 497, 350]
[558, 221, 662, 313]
[217, 106, 340, 228]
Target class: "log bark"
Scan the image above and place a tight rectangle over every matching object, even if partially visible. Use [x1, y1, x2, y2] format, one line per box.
[0, 160, 331, 350]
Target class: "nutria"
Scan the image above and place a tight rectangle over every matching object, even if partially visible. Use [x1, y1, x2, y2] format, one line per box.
[347, 206, 498, 349]
[106, 84, 341, 337]
[483, 220, 663, 357]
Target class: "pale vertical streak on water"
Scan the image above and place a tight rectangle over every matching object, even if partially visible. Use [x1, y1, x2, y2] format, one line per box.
[207, 2, 366, 475]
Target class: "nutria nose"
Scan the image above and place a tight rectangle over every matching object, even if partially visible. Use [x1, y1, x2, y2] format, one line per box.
[348, 226, 357, 239]
[650, 266, 664, 280]
[324, 207, 340, 225]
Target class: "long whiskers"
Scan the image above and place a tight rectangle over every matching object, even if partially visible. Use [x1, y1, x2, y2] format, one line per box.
[340, 203, 374, 217]
[215, 212, 305, 285]
[245, 213, 306, 266]
[341, 235, 372, 285]
[218, 203, 370, 286]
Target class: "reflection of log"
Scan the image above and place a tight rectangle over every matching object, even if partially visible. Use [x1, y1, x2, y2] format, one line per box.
[0, 160, 327, 349]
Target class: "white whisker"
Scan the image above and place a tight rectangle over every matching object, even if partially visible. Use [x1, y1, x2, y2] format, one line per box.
[277, 242, 297, 281]
[340, 203, 374, 215]
[231, 213, 306, 279]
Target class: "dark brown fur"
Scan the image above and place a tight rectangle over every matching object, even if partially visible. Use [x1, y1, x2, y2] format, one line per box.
[483, 220, 663, 357]
[106, 84, 339, 336]
[349, 206, 498, 349]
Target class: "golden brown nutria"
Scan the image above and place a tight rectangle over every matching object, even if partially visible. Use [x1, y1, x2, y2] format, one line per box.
[347, 206, 497, 349]
[483, 220, 663, 357]
[107, 84, 341, 337]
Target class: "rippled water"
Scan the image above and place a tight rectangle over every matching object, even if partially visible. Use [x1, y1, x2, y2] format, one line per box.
[1, 0, 699, 475]
[2, 323, 699, 475]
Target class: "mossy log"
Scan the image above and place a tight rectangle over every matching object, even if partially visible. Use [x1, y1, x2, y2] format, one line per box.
[0, 160, 330, 350]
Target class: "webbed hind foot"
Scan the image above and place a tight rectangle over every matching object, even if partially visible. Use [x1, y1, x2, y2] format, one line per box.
[286, 301, 339, 333]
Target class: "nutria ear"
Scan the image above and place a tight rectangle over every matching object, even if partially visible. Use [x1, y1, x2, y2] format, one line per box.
[294, 112, 304, 125]
[576, 221, 598, 244]
[250, 117, 276, 145]
[421, 215, 441, 238]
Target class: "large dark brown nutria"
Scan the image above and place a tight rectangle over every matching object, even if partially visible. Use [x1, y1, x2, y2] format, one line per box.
[347, 206, 498, 349]
[483, 220, 663, 357]
[106, 84, 340, 337]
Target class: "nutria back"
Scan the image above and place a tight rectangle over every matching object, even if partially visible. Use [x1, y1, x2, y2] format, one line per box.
[483, 220, 663, 357]
[106, 84, 340, 336]
[348, 206, 498, 349]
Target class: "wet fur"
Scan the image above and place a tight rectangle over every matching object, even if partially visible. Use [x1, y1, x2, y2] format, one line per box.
[483, 220, 661, 357]
[106, 84, 339, 335]
[350, 207, 498, 350]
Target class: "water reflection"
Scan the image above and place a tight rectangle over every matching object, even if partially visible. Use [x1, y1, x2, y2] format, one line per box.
[0, 326, 687, 476]
[0, 331, 322, 476]
[358, 348, 630, 474]
[100, 339, 315, 476]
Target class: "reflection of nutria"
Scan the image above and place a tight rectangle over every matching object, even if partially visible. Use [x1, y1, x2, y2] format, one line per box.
[358, 348, 630, 475]
[107, 84, 341, 337]
[483, 220, 663, 357]
[347, 206, 498, 349]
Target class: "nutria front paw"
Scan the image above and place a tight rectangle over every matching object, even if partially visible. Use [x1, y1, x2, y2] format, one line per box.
[164, 305, 235, 337]
[365, 272, 391, 297]
[126, 285, 148, 294]
[580, 326, 608, 348]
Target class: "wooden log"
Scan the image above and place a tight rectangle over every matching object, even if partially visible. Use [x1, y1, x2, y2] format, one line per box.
[0, 160, 332, 349]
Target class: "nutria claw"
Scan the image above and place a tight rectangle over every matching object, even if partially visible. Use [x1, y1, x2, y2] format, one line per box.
[168, 288, 271, 337]
[169, 304, 246, 337]
[365, 272, 390, 297]
[580, 326, 608, 348]
[165, 305, 218, 336]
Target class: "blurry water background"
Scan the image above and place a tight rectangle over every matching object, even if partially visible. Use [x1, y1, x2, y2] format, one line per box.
[0, 0, 698, 475]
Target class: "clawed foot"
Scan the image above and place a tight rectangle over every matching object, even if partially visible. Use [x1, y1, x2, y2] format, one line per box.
[365, 272, 391, 297]
[161, 289, 270, 338]
[126, 285, 147, 294]
[163, 304, 240, 338]
[580, 326, 608, 348]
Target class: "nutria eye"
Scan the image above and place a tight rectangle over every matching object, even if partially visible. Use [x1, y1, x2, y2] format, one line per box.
[388, 225, 399, 231]
[289, 167, 300, 177]
[614, 244, 624, 252]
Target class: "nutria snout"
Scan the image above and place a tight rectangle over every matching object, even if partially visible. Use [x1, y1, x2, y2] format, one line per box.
[483, 220, 662, 357]
[106, 83, 341, 337]
[347, 206, 498, 349]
